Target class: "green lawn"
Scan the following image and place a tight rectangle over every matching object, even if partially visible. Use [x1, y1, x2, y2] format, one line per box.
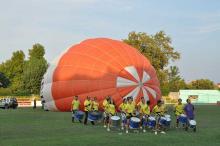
[0, 105, 220, 146]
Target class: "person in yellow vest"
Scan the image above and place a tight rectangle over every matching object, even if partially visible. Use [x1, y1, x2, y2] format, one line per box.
[119, 98, 127, 130]
[103, 96, 111, 128]
[106, 99, 116, 131]
[71, 96, 81, 123]
[152, 100, 166, 134]
[137, 97, 150, 132]
[91, 97, 101, 123]
[92, 97, 99, 111]
[174, 98, 184, 128]
[84, 96, 94, 125]
[125, 97, 136, 133]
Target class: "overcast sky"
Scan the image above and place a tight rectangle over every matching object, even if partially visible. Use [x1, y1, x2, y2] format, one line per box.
[0, 0, 220, 83]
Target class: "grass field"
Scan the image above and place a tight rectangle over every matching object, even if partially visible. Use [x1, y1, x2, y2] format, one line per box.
[0, 105, 220, 146]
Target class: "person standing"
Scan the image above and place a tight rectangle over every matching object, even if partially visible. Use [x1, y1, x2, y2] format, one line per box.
[106, 100, 116, 131]
[138, 97, 150, 132]
[84, 96, 94, 125]
[119, 98, 127, 130]
[174, 98, 184, 128]
[125, 97, 136, 133]
[33, 97, 37, 109]
[137, 97, 146, 128]
[152, 100, 166, 134]
[184, 98, 195, 130]
[71, 96, 81, 123]
[103, 96, 111, 128]
[184, 98, 195, 120]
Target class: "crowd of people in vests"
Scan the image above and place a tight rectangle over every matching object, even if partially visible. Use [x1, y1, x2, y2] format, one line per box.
[71, 95, 196, 134]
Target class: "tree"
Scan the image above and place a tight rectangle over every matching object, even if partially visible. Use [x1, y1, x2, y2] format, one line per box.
[0, 72, 10, 88]
[123, 31, 180, 95]
[23, 44, 48, 94]
[123, 31, 180, 71]
[187, 79, 215, 89]
[168, 66, 186, 92]
[29, 43, 45, 59]
[0, 50, 25, 93]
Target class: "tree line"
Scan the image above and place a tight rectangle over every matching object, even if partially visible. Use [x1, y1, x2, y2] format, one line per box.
[0, 44, 48, 95]
[0, 31, 216, 96]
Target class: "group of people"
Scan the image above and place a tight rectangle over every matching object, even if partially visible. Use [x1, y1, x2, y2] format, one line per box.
[71, 95, 196, 134]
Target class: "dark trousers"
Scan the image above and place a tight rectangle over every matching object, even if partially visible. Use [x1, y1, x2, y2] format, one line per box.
[84, 111, 94, 125]
[33, 100, 36, 109]
[72, 110, 76, 122]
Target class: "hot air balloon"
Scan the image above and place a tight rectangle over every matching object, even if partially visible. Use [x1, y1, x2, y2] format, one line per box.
[40, 38, 161, 111]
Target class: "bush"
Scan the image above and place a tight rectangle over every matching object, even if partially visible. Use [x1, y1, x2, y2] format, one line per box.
[0, 88, 12, 95]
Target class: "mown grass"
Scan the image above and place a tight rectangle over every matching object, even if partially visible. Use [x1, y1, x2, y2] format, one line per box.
[0, 105, 220, 146]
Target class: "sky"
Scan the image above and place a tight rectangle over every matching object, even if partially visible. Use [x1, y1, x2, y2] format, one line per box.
[0, 0, 220, 83]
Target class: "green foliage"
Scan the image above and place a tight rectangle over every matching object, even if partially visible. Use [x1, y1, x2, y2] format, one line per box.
[23, 58, 48, 94]
[123, 31, 180, 71]
[0, 72, 10, 88]
[0, 88, 12, 95]
[187, 79, 215, 89]
[123, 31, 181, 95]
[168, 66, 186, 92]
[0, 44, 48, 95]
[160, 83, 170, 96]
[0, 50, 25, 93]
[29, 43, 45, 59]
[23, 44, 48, 94]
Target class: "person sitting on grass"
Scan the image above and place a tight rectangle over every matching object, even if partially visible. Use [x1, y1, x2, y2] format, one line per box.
[174, 98, 184, 128]
[84, 96, 94, 125]
[71, 96, 81, 123]
[119, 98, 127, 130]
[152, 100, 166, 135]
[184, 98, 195, 130]
[106, 99, 116, 131]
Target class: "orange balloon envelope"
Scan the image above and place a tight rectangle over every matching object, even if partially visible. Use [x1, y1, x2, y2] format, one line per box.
[40, 38, 161, 111]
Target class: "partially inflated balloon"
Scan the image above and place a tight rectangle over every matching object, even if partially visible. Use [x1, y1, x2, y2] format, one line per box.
[40, 38, 161, 111]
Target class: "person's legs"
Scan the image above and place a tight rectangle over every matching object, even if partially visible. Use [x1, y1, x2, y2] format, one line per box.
[106, 115, 110, 131]
[84, 111, 88, 125]
[176, 115, 179, 128]
[72, 110, 75, 122]
[154, 116, 160, 135]
[107, 115, 111, 131]
[125, 114, 131, 133]
[142, 115, 148, 132]
[103, 112, 107, 127]
[139, 113, 143, 129]
[126, 119, 130, 133]
[121, 113, 126, 130]
[158, 116, 166, 134]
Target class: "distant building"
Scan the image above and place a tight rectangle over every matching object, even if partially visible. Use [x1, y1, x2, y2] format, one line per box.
[179, 90, 220, 104]
[217, 83, 220, 88]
